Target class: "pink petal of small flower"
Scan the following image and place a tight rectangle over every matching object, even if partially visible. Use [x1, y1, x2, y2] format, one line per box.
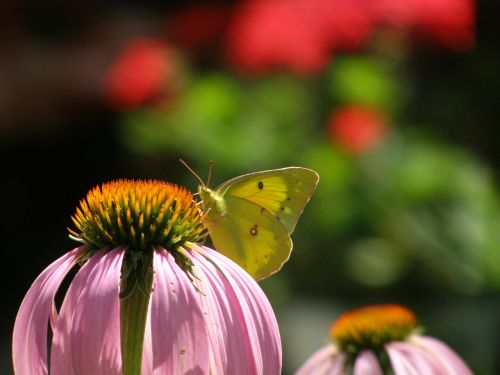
[191, 245, 282, 374]
[410, 335, 473, 375]
[146, 249, 210, 374]
[387, 340, 448, 375]
[386, 344, 419, 375]
[51, 249, 124, 375]
[294, 344, 345, 375]
[13, 247, 81, 375]
[353, 350, 383, 375]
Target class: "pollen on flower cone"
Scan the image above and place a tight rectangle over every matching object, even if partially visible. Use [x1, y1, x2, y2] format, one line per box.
[330, 304, 417, 349]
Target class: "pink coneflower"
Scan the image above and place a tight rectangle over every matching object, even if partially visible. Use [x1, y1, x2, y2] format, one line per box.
[13, 180, 281, 374]
[296, 304, 473, 375]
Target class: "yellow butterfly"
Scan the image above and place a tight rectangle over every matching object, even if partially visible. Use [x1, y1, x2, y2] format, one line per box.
[186, 163, 319, 280]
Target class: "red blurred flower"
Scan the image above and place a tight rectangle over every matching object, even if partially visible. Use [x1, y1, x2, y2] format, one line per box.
[102, 39, 172, 110]
[167, 4, 228, 52]
[226, 0, 327, 75]
[374, 0, 475, 51]
[328, 105, 387, 154]
[225, 0, 375, 75]
[318, 0, 375, 52]
[225, 0, 475, 75]
[415, 0, 474, 50]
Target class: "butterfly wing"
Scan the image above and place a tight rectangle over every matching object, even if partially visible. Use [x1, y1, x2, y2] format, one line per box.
[206, 196, 292, 280]
[216, 167, 319, 233]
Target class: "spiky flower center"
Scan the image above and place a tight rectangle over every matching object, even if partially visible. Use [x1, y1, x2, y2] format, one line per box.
[69, 179, 207, 252]
[330, 304, 417, 354]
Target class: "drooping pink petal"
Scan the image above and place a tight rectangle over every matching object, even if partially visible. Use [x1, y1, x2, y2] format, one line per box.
[51, 249, 124, 375]
[387, 340, 444, 375]
[13, 247, 81, 375]
[294, 344, 345, 375]
[190, 251, 246, 372]
[207, 248, 281, 374]
[353, 350, 383, 375]
[190, 245, 282, 374]
[147, 249, 210, 374]
[409, 336, 473, 375]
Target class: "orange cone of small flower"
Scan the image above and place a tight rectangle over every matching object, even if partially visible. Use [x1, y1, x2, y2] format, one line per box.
[296, 304, 473, 375]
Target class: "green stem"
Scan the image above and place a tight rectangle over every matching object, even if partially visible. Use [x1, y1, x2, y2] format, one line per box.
[120, 252, 153, 375]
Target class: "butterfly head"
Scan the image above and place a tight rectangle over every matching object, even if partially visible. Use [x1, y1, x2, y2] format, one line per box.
[198, 185, 223, 212]
[179, 159, 224, 220]
[197, 184, 211, 201]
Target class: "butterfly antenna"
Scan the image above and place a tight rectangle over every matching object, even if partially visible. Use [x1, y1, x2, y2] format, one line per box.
[206, 161, 213, 187]
[179, 159, 205, 186]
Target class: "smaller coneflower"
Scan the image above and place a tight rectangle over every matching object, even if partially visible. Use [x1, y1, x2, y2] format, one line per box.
[296, 304, 473, 375]
[13, 179, 281, 374]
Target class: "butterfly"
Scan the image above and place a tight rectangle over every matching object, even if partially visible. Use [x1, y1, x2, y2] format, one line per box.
[183, 161, 319, 280]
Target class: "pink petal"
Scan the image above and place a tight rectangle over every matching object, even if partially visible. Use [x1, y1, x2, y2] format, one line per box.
[190, 245, 282, 374]
[147, 249, 210, 374]
[294, 344, 345, 375]
[353, 350, 383, 375]
[51, 249, 124, 375]
[141, 314, 154, 374]
[410, 336, 473, 375]
[387, 341, 447, 375]
[13, 247, 81, 375]
[386, 344, 420, 375]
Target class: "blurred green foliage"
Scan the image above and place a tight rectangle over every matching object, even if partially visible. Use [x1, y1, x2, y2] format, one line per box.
[120, 53, 500, 296]
[122, 74, 317, 172]
[327, 56, 406, 112]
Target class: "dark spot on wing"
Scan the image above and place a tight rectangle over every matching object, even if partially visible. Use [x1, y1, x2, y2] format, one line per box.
[276, 216, 281, 222]
[250, 224, 258, 236]
[280, 206, 284, 211]
[287, 197, 291, 201]
[258, 181, 264, 189]
[260, 207, 265, 213]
